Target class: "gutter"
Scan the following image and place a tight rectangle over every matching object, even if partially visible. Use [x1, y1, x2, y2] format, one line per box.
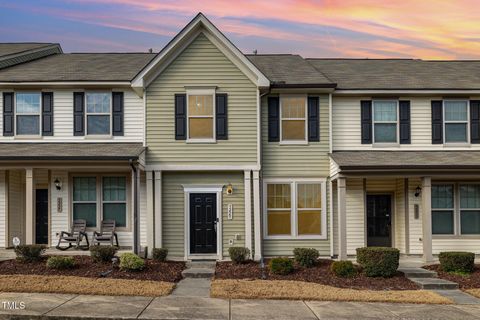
[129, 159, 139, 255]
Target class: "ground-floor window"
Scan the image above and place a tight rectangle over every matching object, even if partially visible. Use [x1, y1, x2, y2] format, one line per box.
[264, 179, 326, 239]
[72, 174, 128, 228]
[432, 183, 480, 235]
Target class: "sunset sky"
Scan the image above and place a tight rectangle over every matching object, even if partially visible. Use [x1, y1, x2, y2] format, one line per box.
[1, 0, 479, 59]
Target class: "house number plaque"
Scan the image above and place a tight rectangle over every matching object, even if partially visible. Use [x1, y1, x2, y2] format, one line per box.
[227, 204, 233, 220]
[57, 197, 63, 213]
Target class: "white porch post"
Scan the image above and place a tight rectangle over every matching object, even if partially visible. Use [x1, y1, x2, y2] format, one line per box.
[337, 177, 347, 260]
[146, 171, 154, 254]
[25, 168, 34, 245]
[421, 176, 433, 263]
[244, 170, 252, 257]
[253, 170, 262, 260]
[154, 171, 162, 248]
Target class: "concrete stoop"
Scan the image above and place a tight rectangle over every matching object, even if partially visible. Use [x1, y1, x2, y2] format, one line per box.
[399, 267, 458, 290]
[182, 260, 216, 279]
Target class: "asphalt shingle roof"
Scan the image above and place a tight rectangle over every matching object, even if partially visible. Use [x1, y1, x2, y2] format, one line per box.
[247, 54, 334, 87]
[0, 43, 56, 58]
[307, 59, 480, 90]
[0, 53, 156, 82]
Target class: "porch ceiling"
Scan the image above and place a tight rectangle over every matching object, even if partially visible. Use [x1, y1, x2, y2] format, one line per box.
[331, 151, 480, 171]
[0, 143, 145, 161]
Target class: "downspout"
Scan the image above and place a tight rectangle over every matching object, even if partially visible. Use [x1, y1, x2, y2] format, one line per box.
[259, 87, 270, 278]
[328, 92, 334, 257]
[129, 159, 139, 255]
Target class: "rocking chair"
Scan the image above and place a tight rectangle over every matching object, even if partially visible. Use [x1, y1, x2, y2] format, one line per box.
[56, 219, 89, 250]
[92, 220, 119, 247]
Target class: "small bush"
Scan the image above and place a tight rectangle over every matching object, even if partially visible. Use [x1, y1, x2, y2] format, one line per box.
[269, 257, 294, 275]
[439, 251, 475, 274]
[356, 247, 400, 277]
[46, 256, 75, 269]
[14, 244, 47, 262]
[152, 248, 168, 262]
[229, 247, 250, 264]
[330, 260, 356, 278]
[90, 246, 118, 263]
[119, 253, 145, 271]
[293, 248, 319, 268]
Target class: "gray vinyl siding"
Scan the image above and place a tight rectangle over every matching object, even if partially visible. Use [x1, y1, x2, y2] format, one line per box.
[261, 94, 330, 177]
[162, 171, 245, 258]
[146, 33, 258, 165]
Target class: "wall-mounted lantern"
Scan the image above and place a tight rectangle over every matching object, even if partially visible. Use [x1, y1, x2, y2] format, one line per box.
[414, 186, 422, 197]
[54, 178, 62, 191]
[226, 183, 233, 195]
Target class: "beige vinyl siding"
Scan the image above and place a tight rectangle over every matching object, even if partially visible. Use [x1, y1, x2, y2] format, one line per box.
[0, 171, 6, 247]
[333, 96, 480, 150]
[8, 170, 25, 247]
[408, 178, 424, 254]
[0, 89, 143, 142]
[262, 94, 330, 177]
[50, 170, 68, 246]
[332, 180, 338, 255]
[146, 33, 258, 165]
[162, 171, 245, 258]
[346, 178, 365, 255]
[139, 172, 147, 247]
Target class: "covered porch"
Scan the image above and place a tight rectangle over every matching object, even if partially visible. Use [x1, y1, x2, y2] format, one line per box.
[330, 151, 480, 262]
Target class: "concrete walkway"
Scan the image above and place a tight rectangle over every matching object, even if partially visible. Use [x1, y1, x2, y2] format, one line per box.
[1, 292, 480, 319]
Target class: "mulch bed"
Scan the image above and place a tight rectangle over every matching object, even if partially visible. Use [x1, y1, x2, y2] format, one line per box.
[0, 256, 185, 283]
[215, 259, 418, 290]
[424, 264, 480, 289]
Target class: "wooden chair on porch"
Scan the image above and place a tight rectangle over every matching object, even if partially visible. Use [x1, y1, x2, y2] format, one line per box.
[56, 219, 89, 250]
[92, 220, 119, 247]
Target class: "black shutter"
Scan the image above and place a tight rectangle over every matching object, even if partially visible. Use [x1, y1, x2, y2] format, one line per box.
[471, 100, 480, 144]
[268, 96, 280, 142]
[175, 94, 186, 140]
[308, 96, 319, 142]
[42, 92, 53, 136]
[360, 100, 372, 144]
[431, 100, 443, 144]
[216, 94, 228, 140]
[3, 92, 14, 136]
[73, 92, 85, 136]
[399, 100, 411, 144]
[112, 92, 124, 136]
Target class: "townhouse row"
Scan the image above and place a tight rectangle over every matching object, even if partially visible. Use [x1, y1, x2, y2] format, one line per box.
[1, 14, 480, 262]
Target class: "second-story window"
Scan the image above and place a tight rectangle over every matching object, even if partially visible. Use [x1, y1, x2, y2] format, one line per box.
[16, 93, 41, 135]
[444, 100, 468, 143]
[280, 96, 307, 143]
[86, 93, 111, 135]
[187, 91, 215, 141]
[373, 100, 398, 143]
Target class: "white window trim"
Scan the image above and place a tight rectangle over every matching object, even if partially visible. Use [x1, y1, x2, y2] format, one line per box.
[15, 92, 42, 137]
[85, 92, 113, 137]
[183, 185, 223, 260]
[263, 178, 327, 240]
[279, 94, 308, 145]
[431, 183, 456, 236]
[372, 99, 399, 145]
[443, 100, 470, 145]
[186, 88, 216, 143]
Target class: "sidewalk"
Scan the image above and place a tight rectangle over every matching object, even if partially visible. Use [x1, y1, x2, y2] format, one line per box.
[1, 292, 480, 320]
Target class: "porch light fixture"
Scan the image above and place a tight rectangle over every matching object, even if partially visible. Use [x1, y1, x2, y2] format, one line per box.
[54, 178, 62, 191]
[226, 183, 233, 195]
[415, 186, 422, 197]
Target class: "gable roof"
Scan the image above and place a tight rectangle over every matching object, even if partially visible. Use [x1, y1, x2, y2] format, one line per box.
[307, 59, 480, 90]
[0, 43, 62, 70]
[246, 54, 335, 88]
[0, 53, 155, 82]
[132, 13, 270, 89]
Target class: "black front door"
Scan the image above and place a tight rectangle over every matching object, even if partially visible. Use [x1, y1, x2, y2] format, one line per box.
[366, 194, 392, 247]
[35, 189, 49, 245]
[190, 193, 217, 254]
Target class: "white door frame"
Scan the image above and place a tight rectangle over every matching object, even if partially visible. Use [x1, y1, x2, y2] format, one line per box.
[183, 185, 223, 260]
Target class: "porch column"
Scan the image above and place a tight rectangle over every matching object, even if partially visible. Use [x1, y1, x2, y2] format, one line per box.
[154, 171, 162, 248]
[337, 177, 347, 260]
[25, 168, 34, 245]
[244, 170, 252, 257]
[421, 176, 433, 263]
[253, 170, 262, 260]
[146, 171, 155, 254]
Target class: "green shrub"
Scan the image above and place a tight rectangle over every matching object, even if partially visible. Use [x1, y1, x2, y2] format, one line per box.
[90, 246, 118, 263]
[228, 247, 250, 264]
[152, 248, 168, 262]
[330, 260, 356, 278]
[14, 244, 47, 262]
[269, 257, 294, 275]
[439, 251, 475, 274]
[293, 248, 319, 268]
[46, 256, 75, 269]
[119, 253, 145, 271]
[356, 247, 400, 277]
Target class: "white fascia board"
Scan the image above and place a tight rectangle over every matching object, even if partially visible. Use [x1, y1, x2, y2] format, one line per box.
[0, 81, 131, 86]
[334, 89, 480, 95]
